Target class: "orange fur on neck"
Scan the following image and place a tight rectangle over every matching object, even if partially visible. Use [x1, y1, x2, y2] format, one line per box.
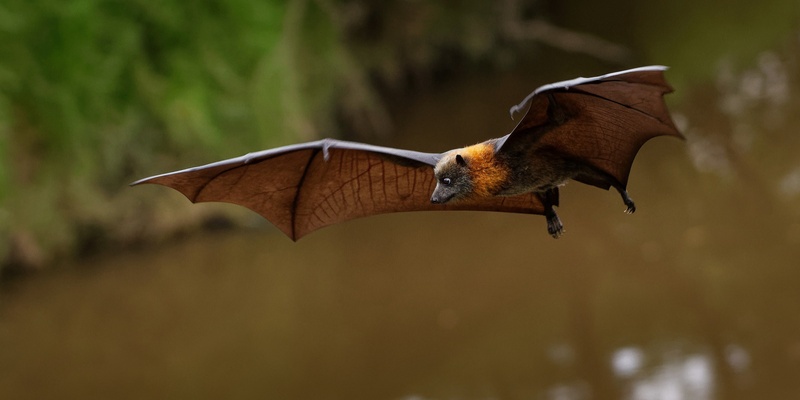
[461, 142, 509, 197]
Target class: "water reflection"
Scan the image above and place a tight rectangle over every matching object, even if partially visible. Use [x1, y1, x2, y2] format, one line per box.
[612, 347, 644, 378]
[3, 53, 800, 399]
[724, 344, 750, 373]
[629, 352, 713, 400]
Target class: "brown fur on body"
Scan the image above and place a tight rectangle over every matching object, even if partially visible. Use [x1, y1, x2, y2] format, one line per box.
[431, 138, 587, 203]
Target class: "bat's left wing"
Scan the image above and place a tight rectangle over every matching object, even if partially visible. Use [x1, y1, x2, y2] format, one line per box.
[498, 66, 683, 190]
[132, 139, 544, 240]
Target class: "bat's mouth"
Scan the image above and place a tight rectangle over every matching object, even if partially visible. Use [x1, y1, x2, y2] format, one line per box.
[430, 193, 456, 204]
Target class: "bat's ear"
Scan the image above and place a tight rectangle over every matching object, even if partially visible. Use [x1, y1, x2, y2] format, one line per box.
[456, 154, 467, 167]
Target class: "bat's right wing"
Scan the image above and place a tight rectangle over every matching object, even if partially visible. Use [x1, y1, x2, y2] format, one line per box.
[499, 66, 682, 190]
[133, 139, 544, 240]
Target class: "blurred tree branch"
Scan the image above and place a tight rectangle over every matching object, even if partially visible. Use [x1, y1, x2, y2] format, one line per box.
[499, 0, 633, 65]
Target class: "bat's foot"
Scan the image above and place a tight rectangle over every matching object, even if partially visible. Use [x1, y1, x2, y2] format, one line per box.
[624, 199, 636, 214]
[538, 188, 564, 238]
[617, 189, 636, 214]
[546, 213, 564, 238]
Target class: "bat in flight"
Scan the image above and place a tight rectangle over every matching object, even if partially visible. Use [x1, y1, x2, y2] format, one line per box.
[132, 66, 682, 240]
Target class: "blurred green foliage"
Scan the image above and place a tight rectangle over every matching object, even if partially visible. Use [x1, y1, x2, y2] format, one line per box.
[1, 1, 290, 266]
[0, 0, 503, 270]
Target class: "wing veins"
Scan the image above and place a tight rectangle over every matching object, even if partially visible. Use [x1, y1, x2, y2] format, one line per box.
[569, 86, 672, 127]
[290, 149, 321, 240]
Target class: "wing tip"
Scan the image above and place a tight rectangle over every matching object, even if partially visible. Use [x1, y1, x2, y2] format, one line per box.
[129, 176, 154, 187]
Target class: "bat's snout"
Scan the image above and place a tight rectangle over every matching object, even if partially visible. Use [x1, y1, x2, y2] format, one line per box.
[430, 191, 454, 204]
[430, 183, 456, 204]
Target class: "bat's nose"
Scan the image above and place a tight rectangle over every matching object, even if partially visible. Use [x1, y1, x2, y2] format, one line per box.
[430, 196, 440, 204]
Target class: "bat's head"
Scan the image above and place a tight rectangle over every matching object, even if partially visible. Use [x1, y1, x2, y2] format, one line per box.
[431, 152, 474, 204]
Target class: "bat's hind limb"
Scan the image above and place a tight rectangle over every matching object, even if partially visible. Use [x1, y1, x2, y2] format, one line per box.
[613, 185, 636, 214]
[538, 187, 564, 238]
[579, 169, 637, 214]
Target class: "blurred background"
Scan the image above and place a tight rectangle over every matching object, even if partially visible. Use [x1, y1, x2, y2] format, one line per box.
[1, 0, 799, 398]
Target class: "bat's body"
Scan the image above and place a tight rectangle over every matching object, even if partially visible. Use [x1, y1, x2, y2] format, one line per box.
[132, 66, 682, 240]
[430, 138, 632, 237]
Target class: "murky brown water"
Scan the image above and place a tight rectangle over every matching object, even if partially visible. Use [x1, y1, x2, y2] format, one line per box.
[2, 61, 800, 399]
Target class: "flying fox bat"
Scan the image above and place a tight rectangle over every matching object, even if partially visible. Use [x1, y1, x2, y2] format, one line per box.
[132, 66, 682, 240]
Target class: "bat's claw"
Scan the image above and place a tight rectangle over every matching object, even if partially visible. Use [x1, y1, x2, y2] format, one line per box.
[618, 190, 636, 214]
[546, 214, 564, 238]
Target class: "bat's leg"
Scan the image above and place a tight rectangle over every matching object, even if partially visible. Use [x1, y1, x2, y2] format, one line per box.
[574, 168, 636, 214]
[612, 185, 636, 214]
[537, 187, 564, 238]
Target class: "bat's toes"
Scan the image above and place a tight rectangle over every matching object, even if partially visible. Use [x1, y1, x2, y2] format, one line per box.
[547, 216, 565, 238]
[619, 190, 636, 214]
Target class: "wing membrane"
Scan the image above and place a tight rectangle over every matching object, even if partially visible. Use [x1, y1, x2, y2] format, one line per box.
[134, 140, 544, 240]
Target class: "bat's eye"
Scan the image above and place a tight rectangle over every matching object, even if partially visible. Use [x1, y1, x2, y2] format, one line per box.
[442, 177, 452, 185]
